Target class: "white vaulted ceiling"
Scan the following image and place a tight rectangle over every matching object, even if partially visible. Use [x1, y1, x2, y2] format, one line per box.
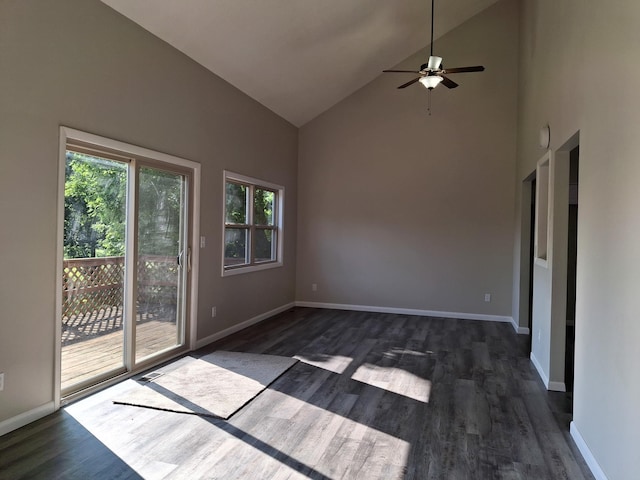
[101, 0, 499, 126]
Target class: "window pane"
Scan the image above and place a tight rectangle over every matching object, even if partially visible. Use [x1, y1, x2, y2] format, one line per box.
[138, 167, 183, 256]
[254, 188, 275, 226]
[224, 228, 248, 266]
[64, 151, 127, 259]
[255, 228, 275, 263]
[136, 167, 185, 362]
[62, 151, 127, 390]
[225, 182, 247, 224]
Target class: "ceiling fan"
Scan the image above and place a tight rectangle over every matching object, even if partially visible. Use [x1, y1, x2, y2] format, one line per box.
[383, 0, 485, 91]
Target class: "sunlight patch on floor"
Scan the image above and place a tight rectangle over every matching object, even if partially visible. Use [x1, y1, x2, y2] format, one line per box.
[64, 360, 414, 479]
[294, 353, 353, 374]
[351, 364, 431, 403]
[245, 389, 411, 479]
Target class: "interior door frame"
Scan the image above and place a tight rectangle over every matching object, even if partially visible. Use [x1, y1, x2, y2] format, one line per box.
[517, 171, 536, 338]
[55, 126, 201, 407]
[517, 132, 580, 392]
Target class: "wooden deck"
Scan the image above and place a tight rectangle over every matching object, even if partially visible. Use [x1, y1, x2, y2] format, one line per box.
[60, 255, 182, 390]
[61, 317, 179, 391]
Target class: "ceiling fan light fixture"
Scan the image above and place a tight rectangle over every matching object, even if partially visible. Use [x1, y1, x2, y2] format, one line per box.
[427, 56, 442, 71]
[382, 0, 484, 93]
[419, 75, 443, 89]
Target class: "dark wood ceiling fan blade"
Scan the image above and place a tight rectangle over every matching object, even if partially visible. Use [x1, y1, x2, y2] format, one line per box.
[442, 65, 485, 74]
[440, 75, 458, 89]
[398, 77, 422, 89]
[383, 69, 421, 73]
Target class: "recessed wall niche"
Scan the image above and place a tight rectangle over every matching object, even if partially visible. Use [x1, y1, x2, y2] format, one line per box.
[534, 152, 550, 266]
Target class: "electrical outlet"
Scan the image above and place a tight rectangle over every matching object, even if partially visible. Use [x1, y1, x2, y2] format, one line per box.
[0, 373, 4, 391]
[484, 293, 491, 302]
[311, 283, 318, 292]
[538, 330, 541, 341]
[200, 236, 206, 248]
[211, 306, 216, 318]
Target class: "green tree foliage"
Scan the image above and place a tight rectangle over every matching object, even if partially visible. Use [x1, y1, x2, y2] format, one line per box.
[64, 153, 183, 260]
[225, 182, 247, 261]
[254, 188, 274, 260]
[223, 183, 275, 262]
[64, 152, 126, 259]
[254, 188, 274, 226]
[225, 182, 247, 224]
[138, 167, 183, 257]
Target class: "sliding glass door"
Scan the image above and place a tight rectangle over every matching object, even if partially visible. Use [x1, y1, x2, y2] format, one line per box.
[135, 166, 188, 362]
[62, 151, 128, 390]
[61, 148, 191, 396]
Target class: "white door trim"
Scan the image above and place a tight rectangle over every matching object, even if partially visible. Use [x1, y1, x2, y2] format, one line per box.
[56, 126, 201, 408]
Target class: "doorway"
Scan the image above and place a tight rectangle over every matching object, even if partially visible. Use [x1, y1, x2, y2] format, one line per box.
[565, 146, 579, 393]
[528, 177, 536, 352]
[521, 134, 579, 393]
[58, 128, 198, 399]
[518, 171, 537, 351]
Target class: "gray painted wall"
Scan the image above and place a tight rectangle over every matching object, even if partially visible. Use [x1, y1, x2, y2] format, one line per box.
[0, 0, 298, 422]
[3, 1, 637, 478]
[514, 1, 640, 478]
[296, 0, 519, 318]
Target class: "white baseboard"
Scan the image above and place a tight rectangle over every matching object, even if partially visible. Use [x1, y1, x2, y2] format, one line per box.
[0, 401, 56, 437]
[511, 321, 530, 335]
[570, 421, 609, 480]
[547, 381, 566, 392]
[529, 352, 566, 392]
[295, 301, 514, 325]
[195, 302, 295, 350]
[530, 351, 549, 386]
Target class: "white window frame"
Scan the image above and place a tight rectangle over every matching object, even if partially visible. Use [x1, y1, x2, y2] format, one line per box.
[222, 171, 284, 276]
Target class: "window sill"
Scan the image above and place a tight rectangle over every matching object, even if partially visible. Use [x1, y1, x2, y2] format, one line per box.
[222, 261, 283, 277]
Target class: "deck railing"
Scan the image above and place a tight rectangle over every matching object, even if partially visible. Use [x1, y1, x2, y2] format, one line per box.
[63, 256, 125, 318]
[62, 255, 178, 344]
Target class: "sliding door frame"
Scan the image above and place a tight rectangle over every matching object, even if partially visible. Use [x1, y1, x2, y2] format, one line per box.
[55, 127, 201, 407]
[133, 160, 192, 365]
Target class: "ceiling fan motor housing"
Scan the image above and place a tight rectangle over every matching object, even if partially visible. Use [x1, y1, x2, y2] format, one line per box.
[427, 56, 442, 71]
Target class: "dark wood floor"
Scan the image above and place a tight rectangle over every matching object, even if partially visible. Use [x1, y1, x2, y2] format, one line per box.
[0, 308, 593, 479]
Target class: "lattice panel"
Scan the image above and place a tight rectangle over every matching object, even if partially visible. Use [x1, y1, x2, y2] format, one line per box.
[63, 257, 125, 318]
[61, 256, 179, 345]
[137, 255, 179, 317]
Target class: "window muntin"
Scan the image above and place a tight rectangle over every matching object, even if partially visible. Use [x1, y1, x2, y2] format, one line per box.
[223, 172, 283, 274]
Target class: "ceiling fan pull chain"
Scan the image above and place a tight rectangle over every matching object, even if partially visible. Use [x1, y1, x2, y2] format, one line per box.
[427, 89, 432, 116]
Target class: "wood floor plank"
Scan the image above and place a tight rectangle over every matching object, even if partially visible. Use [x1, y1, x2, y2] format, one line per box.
[0, 308, 595, 480]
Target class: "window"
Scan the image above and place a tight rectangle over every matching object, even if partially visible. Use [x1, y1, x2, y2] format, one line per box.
[223, 171, 284, 275]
